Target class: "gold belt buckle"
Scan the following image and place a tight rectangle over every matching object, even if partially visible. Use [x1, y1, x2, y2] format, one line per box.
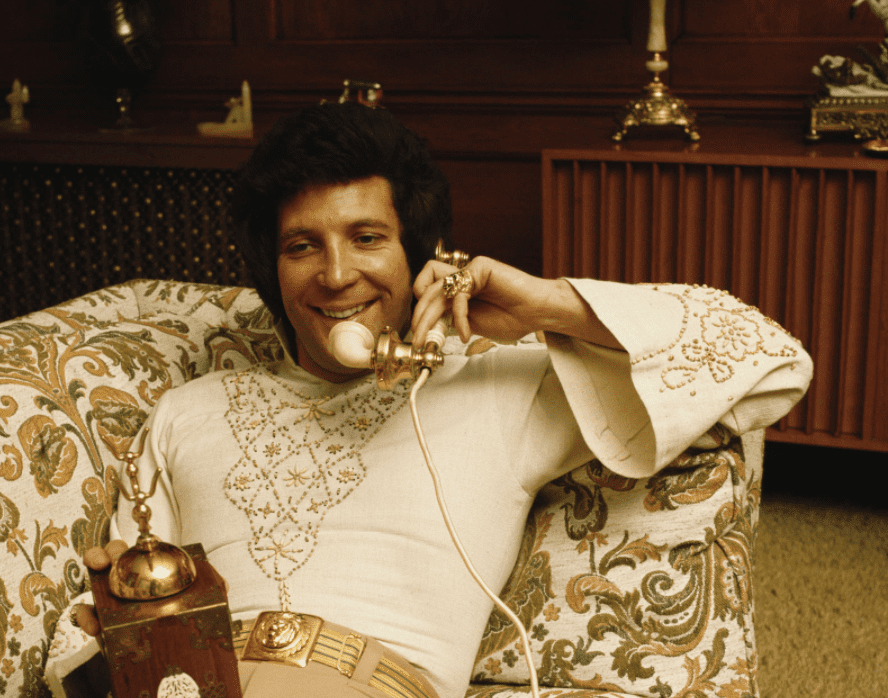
[241, 611, 324, 668]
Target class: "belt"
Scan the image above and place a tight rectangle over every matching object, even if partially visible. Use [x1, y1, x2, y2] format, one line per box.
[233, 611, 436, 698]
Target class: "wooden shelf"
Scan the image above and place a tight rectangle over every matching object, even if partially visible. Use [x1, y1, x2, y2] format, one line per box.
[3, 111, 877, 169]
[0, 115, 259, 169]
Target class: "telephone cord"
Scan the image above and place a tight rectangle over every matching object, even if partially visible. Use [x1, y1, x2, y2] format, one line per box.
[409, 368, 541, 698]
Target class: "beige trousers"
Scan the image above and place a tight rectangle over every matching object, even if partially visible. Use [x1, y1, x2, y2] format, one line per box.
[240, 661, 394, 697]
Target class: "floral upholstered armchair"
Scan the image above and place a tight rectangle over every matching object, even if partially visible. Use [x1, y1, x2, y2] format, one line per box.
[0, 280, 762, 698]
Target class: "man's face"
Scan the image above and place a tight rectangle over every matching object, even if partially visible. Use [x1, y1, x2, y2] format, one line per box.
[277, 176, 413, 382]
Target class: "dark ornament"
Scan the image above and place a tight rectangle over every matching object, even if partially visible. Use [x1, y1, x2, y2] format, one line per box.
[80, 0, 161, 91]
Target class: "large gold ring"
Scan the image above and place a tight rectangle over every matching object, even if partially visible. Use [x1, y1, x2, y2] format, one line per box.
[442, 270, 474, 299]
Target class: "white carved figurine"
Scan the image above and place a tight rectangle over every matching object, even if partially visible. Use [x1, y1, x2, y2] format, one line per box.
[1, 79, 30, 132]
[813, 53, 888, 96]
[811, 1, 888, 97]
[852, 0, 888, 36]
[197, 80, 253, 138]
[224, 96, 246, 124]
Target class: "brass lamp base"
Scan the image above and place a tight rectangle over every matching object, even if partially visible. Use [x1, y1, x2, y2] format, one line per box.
[612, 77, 700, 142]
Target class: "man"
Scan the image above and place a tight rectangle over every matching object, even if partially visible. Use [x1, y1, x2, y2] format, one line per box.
[68, 101, 812, 698]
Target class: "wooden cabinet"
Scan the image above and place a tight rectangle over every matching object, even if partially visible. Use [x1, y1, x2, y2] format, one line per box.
[542, 130, 888, 453]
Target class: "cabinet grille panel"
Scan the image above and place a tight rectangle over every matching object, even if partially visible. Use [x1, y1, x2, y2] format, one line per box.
[0, 163, 247, 321]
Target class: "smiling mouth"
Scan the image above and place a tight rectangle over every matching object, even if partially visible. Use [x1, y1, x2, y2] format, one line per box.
[319, 302, 370, 319]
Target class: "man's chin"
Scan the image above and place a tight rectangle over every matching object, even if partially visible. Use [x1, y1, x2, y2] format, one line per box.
[300, 351, 373, 384]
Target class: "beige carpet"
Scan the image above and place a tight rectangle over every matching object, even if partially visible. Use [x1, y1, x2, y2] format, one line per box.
[754, 492, 888, 697]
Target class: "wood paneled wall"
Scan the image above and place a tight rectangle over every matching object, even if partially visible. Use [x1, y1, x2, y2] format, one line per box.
[2, 2, 886, 407]
[3, 0, 884, 116]
[4, 1, 885, 270]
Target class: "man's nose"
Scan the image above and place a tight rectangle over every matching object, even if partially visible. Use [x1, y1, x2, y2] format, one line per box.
[318, 244, 360, 289]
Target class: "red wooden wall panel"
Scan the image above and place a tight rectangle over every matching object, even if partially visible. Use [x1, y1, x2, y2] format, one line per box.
[3, 0, 886, 115]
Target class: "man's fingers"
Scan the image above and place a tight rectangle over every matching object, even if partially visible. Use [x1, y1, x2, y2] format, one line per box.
[106, 539, 128, 559]
[452, 294, 471, 342]
[73, 604, 101, 637]
[411, 289, 448, 347]
[83, 547, 111, 571]
[83, 540, 128, 571]
[413, 260, 457, 298]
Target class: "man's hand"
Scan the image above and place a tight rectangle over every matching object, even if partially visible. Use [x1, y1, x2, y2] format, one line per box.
[73, 540, 128, 636]
[410, 256, 622, 350]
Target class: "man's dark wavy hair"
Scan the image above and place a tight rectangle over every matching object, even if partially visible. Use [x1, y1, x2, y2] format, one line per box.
[232, 101, 453, 321]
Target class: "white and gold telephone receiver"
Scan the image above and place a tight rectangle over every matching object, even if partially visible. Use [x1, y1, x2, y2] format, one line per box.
[327, 240, 467, 389]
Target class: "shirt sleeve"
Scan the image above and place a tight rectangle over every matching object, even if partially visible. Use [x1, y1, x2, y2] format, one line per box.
[44, 591, 101, 698]
[545, 279, 813, 479]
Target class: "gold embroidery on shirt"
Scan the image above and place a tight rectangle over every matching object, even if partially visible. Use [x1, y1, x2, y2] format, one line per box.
[633, 285, 801, 392]
[222, 366, 409, 593]
[285, 467, 310, 487]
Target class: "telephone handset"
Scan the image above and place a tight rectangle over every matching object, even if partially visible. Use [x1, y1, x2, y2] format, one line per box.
[327, 320, 446, 389]
[327, 240, 465, 388]
[329, 242, 542, 698]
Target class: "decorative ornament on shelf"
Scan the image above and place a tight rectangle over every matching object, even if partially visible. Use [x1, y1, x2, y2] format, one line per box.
[1, 79, 30, 132]
[337, 79, 383, 107]
[197, 80, 254, 138]
[83, 0, 161, 133]
[807, 0, 888, 142]
[99, 86, 153, 134]
[612, 0, 699, 143]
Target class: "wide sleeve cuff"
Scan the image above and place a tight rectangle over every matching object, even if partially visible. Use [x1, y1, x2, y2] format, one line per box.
[546, 279, 813, 478]
[44, 592, 101, 698]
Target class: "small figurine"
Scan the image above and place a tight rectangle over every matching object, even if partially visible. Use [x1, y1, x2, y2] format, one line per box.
[813, 53, 888, 97]
[806, 0, 888, 140]
[1, 79, 30, 132]
[338, 79, 383, 108]
[197, 80, 253, 138]
[813, 0, 888, 98]
[851, 0, 888, 36]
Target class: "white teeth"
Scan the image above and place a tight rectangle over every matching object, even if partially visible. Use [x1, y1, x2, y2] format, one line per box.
[321, 303, 367, 319]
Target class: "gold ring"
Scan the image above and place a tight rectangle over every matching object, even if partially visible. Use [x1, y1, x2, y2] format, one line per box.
[442, 270, 474, 299]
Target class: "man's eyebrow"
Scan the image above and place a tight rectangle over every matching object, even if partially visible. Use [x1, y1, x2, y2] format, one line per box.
[278, 226, 311, 243]
[348, 217, 398, 230]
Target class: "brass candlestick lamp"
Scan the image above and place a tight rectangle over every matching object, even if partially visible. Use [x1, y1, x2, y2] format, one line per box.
[612, 0, 700, 142]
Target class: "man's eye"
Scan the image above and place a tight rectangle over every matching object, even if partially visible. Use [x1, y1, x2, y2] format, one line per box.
[355, 234, 380, 245]
[284, 242, 314, 255]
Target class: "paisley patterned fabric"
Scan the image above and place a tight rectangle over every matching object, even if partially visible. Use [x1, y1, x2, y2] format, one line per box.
[0, 281, 763, 698]
[0, 281, 277, 698]
[467, 426, 762, 698]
